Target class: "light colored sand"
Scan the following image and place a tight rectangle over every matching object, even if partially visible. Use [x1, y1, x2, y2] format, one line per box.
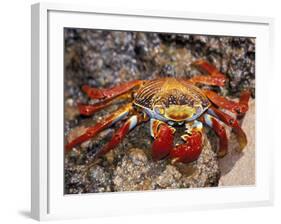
[219, 99, 255, 186]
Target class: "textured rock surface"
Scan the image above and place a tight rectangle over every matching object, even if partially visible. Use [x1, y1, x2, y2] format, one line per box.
[64, 29, 255, 194]
[65, 125, 220, 193]
[112, 136, 220, 192]
[67, 132, 220, 193]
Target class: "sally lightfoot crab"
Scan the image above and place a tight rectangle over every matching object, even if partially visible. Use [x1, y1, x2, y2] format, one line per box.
[65, 60, 251, 164]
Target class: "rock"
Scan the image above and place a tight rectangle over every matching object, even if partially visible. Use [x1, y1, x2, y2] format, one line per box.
[87, 165, 112, 193]
[113, 148, 152, 191]
[155, 165, 182, 188]
[112, 135, 219, 192]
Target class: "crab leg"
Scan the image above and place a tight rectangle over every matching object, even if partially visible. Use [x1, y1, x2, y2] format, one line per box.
[78, 80, 143, 116]
[239, 90, 251, 106]
[150, 119, 175, 161]
[82, 80, 143, 101]
[237, 90, 251, 119]
[170, 121, 203, 163]
[65, 104, 133, 151]
[78, 93, 132, 116]
[207, 107, 247, 151]
[203, 90, 250, 115]
[188, 60, 227, 86]
[200, 114, 228, 157]
[94, 114, 145, 159]
[78, 101, 114, 116]
[192, 59, 225, 77]
[188, 75, 226, 87]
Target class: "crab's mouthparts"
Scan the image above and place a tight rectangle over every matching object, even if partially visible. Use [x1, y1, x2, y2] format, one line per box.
[165, 105, 196, 121]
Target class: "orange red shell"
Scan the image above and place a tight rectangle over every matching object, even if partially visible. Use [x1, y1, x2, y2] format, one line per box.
[133, 78, 210, 110]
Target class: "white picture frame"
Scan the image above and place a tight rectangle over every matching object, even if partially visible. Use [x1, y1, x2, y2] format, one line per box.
[31, 2, 274, 221]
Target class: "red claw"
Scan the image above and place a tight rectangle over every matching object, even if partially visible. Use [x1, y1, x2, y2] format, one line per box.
[152, 124, 174, 161]
[170, 131, 202, 163]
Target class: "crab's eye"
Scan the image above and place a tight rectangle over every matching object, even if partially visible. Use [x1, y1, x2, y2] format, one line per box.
[154, 105, 165, 115]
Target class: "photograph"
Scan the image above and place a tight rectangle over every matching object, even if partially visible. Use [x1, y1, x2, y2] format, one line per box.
[63, 28, 255, 194]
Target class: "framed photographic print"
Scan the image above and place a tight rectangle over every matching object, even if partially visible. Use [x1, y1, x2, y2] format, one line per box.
[31, 2, 274, 221]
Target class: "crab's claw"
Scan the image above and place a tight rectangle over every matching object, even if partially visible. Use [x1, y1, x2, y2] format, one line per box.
[170, 121, 203, 163]
[151, 120, 203, 163]
[151, 119, 175, 161]
[170, 131, 202, 163]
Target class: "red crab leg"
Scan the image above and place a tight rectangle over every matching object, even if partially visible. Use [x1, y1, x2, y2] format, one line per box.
[237, 90, 251, 119]
[170, 121, 203, 163]
[188, 60, 227, 86]
[78, 93, 132, 116]
[65, 104, 132, 151]
[239, 90, 251, 106]
[78, 101, 114, 116]
[82, 80, 143, 101]
[207, 107, 247, 151]
[203, 90, 250, 115]
[188, 75, 226, 87]
[192, 59, 225, 77]
[200, 114, 228, 157]
[150, 119, 175, 161]
[94, 114, 145, 158]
